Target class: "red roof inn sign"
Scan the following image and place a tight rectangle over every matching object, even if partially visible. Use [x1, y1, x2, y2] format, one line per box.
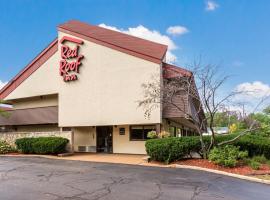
[59, 36, 84, 82]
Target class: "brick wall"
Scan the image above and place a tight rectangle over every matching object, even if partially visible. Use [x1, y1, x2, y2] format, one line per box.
[0, 131, 73, 152]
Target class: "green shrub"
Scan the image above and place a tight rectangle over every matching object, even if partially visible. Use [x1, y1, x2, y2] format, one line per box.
[147, 131, 158, 139]
[145, 137, 201, 163]
[208, 145, 248, 167]
[0, 141, 14, 154]
[249, 160, 260, 170]
[145, 134, 237, 163]
[15, 137, 69, 154]
[15, 138, 35, 153]
[246, 155, 269, 170]
[145, 133, 270, 163]
[234, 135, 270, 159]
[252, 155, 268, 164]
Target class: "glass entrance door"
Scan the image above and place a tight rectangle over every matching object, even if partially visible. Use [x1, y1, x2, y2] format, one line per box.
[96, 126, 113, 153]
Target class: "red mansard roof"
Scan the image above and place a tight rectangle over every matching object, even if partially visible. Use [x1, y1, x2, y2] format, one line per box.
[163, 63, 192, 79]
[0, 106, 58, 125]
[58, 20, 167, 64]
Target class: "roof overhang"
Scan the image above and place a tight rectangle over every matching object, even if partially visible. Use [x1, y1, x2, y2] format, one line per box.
[0, 106, 58, 126]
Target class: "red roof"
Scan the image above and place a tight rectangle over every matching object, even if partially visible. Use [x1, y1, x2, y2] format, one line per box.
[58, 20, 167, 64]
[163, 63, 192, 78]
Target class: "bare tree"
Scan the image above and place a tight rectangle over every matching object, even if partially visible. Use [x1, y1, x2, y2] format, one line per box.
[190, 62, 244, 152]
[138, 60, 260, 158]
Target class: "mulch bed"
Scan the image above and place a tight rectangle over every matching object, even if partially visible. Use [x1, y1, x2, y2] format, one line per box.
[173, 159, 270, 176]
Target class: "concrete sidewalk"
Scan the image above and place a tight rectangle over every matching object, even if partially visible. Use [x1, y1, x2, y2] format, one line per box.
[2, 153, 169, 167]
[53, 153, 170, 167]
[55, 153, 148, 165]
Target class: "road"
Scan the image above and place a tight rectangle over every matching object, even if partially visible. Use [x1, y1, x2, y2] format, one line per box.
[0, 156, 269, 200]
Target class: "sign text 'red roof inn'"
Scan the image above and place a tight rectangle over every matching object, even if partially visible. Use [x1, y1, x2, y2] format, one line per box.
[59, 36, 84, 82]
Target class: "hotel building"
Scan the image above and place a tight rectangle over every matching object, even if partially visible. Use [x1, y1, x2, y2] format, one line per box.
[0, 20, 205, 154]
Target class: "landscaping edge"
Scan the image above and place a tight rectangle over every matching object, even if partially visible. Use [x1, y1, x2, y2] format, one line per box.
[175, 164, 270, 185]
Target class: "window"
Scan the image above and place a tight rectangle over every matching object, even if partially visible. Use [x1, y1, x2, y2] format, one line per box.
[169, 126, 176, 137]
[130, 125, 155, 141]
[62, 127, 72, 131]
[0, 126, 5, 132]
[177, 128, 182, 137]
[182, 129, 187, 137]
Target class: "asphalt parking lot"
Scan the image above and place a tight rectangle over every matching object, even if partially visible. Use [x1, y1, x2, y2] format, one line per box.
[0, 156, 269, 200]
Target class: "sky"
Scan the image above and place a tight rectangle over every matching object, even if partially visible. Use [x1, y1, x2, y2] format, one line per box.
[0, 0, 270, 109]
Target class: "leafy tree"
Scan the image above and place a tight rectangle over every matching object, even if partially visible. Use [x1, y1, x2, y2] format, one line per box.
[248, 107, 270, 136]
[229, 124, 238, 133]
[263, 105, 270, 115]
[206, 111, 239, 127]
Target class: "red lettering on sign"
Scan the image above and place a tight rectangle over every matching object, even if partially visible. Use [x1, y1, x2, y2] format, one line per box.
[63, 74, 78, 82]
[59, 55, 84, 76]
[61, 45, 79, 59]
[59, 37, 84, 82]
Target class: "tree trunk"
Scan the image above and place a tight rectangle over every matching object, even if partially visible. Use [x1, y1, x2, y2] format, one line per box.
[197, 127, 207, 159]
[207, 119, 216, 154]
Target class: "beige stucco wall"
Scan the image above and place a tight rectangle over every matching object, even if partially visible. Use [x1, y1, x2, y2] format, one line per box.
[73, 127, 96, 152]
[113, 125, 146, 154]
[5, 53, 60, 100]
[72, 125, 146, 154]
[12, 95, 58, 110]
[58, 32, 162, 127]
[4, 30, 162, 128]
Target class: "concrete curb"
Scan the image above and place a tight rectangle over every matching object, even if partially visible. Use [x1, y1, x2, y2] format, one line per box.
[0, 154, 60, 161]
[175, 164, 270, 185]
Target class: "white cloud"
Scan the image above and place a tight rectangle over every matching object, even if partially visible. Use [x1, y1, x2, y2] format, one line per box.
[205, 0, 219, 11]
[165, 51, 178, 63]
[235, 81, 270, 99]
[99, 23, 178, 63]
[98, 24, 119, 32]
[0, 80, 7, 90]
[166, 26, 189, 36]
[226, 81, 270, 114]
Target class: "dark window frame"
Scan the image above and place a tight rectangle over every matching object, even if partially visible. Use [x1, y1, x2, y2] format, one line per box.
[129, 125, 156, 141]
[62, 127, 72, 131]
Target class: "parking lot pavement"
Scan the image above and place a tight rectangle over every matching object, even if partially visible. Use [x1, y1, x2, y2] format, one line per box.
[0, 156, 269, 200]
